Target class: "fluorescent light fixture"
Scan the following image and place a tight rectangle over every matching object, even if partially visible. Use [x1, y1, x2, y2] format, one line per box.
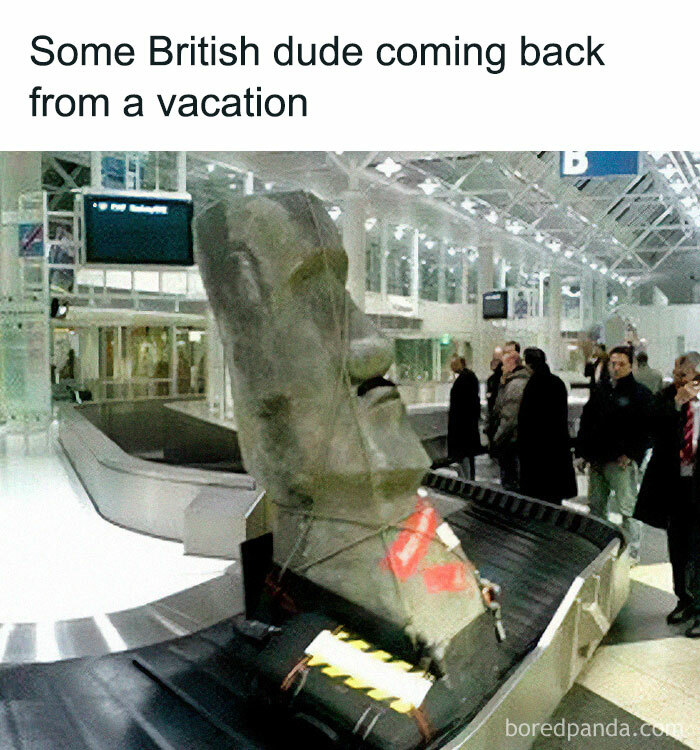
[448, 247, 457, 256]
[461, 198, 477, 212]
[394, 227, 405, 240]
[649, 151, 666, 161]
[485, 210, 498, 224]
[506, 220, 524, 235]
[206, 163, 216, 173]
[418, 179, 440, 196]
[328, 206, 342, 221]
[376, 157, 403, 178]
[535, 232, 545, 243]
[264, 182, 274, 191]
[670, 180, 685, 194]
[424, 240, 435, 250]
[365, 217, 377, 231]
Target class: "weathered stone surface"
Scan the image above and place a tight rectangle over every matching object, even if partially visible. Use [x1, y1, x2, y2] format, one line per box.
[196, 192, 487, 660]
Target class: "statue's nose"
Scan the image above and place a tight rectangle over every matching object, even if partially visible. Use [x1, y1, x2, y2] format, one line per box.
[347, 333, 394, 384]
[345, 299, 393, 384]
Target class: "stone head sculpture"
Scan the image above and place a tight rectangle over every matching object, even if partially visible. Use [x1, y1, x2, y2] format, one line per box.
[196, 192, 488, 663]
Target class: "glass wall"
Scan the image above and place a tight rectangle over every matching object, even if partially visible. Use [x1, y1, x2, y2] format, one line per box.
[53, 324, 206, 402]
[445, 249, 464, 304]
[386, 227, 412, 296]
[393, 339, 433, 382]
[419, 241, 440, 301]
[365, 231, 382, 293]
[392, 337, 473, 384]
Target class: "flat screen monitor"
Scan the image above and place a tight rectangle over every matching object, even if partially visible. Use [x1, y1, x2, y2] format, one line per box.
[482, 290, 508, 319]
[83, 193, 194, 266]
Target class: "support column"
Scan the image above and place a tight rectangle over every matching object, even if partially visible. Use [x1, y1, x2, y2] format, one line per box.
[593, 278, 608, 326]
[341, 190, 367, 311]
[169, 325, 178, 396]
[475, 244, 496, 379]
[90, 151, 102, 189]
[244, 170, 255, 195]
[580, 271, 594, 332]
[437, 241, 447, 303]
[176, 151, 187, 192]
[496, 256, 507, 289]
[379, 218, 389, 299]
[548, 270, 563, 371]
[206, 310, 226, 419]
[410, 228, 420, 306]
[0, 152, 42, 297]
[78, 328, 100, 384]
[538, 271, 546, 317]
[461, 254, 469, 305]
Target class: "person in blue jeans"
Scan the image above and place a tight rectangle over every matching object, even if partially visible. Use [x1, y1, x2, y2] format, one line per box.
[576, 346, 653, 562]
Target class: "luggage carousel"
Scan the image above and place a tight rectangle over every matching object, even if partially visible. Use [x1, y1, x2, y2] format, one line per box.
[0, 467, 629, 750]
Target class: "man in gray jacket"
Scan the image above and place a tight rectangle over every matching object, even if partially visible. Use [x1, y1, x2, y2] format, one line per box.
[635, 351, 663, 394]
[490, 350, 530, 491]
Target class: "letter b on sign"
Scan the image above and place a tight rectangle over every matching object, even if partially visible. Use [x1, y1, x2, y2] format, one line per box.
[562, 151, 589, 176]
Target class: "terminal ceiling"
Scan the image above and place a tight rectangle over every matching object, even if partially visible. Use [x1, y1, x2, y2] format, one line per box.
[43, 151, 700, 303]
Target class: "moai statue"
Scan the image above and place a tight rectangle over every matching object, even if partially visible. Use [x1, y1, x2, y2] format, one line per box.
[196, 192, 496, 669]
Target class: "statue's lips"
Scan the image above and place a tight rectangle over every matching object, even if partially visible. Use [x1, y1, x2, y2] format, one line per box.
[360, 384, 401, 408]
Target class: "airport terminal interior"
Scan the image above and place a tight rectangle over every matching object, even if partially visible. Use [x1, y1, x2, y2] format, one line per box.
[1, 151, 699, 749]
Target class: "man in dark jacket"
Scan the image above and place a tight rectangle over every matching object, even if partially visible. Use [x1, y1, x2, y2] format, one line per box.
[518, 348, 577, 504]
[576, 346, 653, 561]
[636, 352, 700, 637]
[491, 349, 529, 491]
[447, 356, 482, 480]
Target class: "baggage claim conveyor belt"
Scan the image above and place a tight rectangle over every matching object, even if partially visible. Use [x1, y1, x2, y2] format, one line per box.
[0, 475, 628, 750]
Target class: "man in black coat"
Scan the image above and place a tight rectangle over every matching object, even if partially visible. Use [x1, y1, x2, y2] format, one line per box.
[635, 352, 700, 637]
[576, 346, 653, 562]
[518, 348, 577, 504]
[447, 356, 482, 480]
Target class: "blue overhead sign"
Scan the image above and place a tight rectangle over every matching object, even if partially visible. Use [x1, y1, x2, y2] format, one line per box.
[560, 151, 639, 178]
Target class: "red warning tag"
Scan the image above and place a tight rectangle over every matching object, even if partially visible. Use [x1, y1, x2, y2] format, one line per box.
[381, 500, 438, 581]
[422, 563, 469, 593]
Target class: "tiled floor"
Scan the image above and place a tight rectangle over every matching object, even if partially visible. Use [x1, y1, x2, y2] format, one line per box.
[0, 428, 230, 626]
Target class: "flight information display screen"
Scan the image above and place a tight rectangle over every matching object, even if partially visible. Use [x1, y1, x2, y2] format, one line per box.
[83, 193, 194, 265]
[482, 290, 508, 319]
